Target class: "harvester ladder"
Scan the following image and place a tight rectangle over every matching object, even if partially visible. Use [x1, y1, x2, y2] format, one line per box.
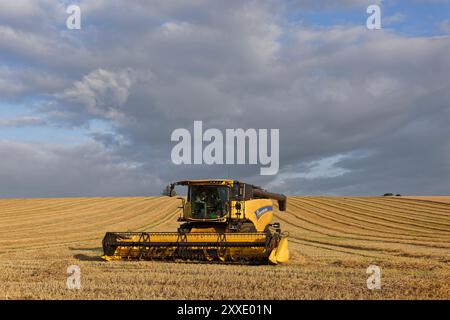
[176, 232, 188, 260]
[137, 233, 151, 260]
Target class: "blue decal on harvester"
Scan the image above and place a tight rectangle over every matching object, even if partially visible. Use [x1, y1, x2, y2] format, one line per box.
[254, 206, 273, 220]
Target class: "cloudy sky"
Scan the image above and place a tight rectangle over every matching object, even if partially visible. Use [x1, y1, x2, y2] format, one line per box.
[0, 0, 449, 197]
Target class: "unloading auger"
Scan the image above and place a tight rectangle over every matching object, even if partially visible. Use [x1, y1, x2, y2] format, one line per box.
[102, 180, 289, 264]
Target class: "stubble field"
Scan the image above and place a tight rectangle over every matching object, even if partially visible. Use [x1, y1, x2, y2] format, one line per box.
[0, 196, 449, 299]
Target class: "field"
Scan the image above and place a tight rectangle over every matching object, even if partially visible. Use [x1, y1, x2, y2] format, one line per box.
[0, 196, 449, 299]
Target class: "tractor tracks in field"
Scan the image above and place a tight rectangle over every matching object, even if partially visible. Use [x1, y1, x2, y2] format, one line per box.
[0, 198, 166, 240]
[0, 198, 145, 231]
[384, 197, 450, 211]
[285, 200, 449, 243]
[135, 205, 182, 231]
[0, 198, 180, 251]
[288, 236, 449, 262]
[289, 198, 450, 239]
[296, 197, 450, 235]
[288, 231, 448, 261]
[288, 197, 450, 242]
[319, 197, 450, 227]
[281, 197, 450, 262]
[277, 211, 450, 250]
[0, 197, 116, 218]
[0, 205, 183, 254]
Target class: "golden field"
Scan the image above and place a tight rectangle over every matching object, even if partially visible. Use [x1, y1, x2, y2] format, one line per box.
[0, 196, 449, 299]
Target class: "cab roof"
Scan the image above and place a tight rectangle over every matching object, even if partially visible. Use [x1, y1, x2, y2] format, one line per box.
[173, 179, 235, 186]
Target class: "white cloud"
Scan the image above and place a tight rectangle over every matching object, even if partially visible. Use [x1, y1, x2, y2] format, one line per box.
[440, 20, 450, 33]
[384, 13, 406, 25]
[58, 68, 139, 122]
[0, 116, 46, 127]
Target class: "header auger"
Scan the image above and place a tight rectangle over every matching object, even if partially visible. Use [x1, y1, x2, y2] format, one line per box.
[102, 180, 289, 264]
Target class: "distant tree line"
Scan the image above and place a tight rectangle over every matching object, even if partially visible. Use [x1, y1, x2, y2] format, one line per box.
[162, 185, 177, 196]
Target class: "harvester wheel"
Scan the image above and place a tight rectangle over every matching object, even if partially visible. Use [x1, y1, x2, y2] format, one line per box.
[203, 249, 215, 262]
[229, 249, 240, 262]
[217, 249, 227, 262]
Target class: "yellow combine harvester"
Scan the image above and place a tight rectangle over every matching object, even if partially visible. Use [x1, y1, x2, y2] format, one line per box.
[102, 179, 289, 264]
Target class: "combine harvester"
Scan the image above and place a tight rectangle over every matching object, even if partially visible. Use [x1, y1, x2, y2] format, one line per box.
[102, 180, 289, 264]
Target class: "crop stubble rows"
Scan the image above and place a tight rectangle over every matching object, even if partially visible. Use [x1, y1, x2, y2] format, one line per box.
[0, 196, 449, 299]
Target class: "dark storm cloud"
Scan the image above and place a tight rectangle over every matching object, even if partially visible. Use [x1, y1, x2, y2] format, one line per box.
[0, 0, 449, 197]
[0, 140, 163, 198]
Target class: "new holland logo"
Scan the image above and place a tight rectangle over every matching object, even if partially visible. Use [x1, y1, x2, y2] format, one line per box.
[254, 206, 272, 220]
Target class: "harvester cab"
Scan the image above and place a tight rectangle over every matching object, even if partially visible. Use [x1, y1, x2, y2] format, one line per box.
[179, 183, 228, 220]
[102, 179, 289, 264]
